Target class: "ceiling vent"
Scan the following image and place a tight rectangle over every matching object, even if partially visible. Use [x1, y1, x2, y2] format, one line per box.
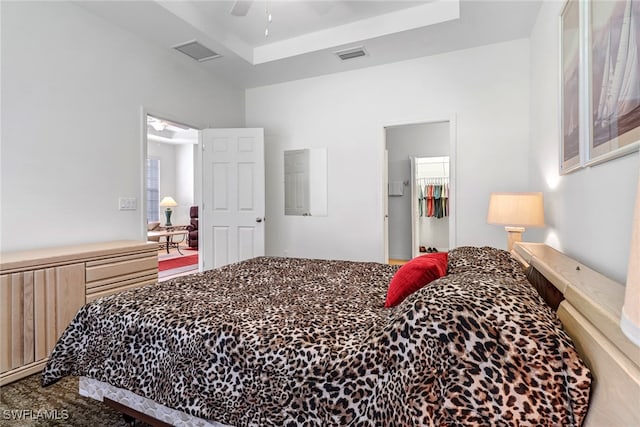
[173, 41, 221, 62]
[334, 46, 368, 61]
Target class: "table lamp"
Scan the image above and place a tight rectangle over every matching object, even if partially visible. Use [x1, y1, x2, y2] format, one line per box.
[159, 196, 178, 226]
[622, 173, 640, 347]
[487, 192, 545, 252]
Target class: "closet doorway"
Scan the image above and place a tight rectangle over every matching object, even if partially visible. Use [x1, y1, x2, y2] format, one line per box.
[410, 156, 450, 258]
[384, 120, 455, 263]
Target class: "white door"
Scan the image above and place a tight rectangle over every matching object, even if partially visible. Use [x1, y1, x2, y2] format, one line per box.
[383, 149, 389, 263]
[284, 149, 310, 216]
[201, 128, 265, 270]
[410, 157, 419, 259]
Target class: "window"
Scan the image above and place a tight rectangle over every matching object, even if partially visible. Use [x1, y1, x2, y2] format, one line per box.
[146, 158, 160, 223]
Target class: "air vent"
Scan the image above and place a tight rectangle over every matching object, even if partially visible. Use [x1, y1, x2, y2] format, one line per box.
[334, 46, 368, 61]
[173, 41, 221, 62]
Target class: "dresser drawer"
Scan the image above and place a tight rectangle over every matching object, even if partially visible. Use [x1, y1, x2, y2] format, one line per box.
[86, 254, 157, 284]
[86, 275, 158, 302]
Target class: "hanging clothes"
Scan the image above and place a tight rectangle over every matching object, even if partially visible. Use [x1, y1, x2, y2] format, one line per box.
[416, 177, 449, 218]
[443, 183, 449, 217]
[426, 184, 434, 217]
[416, 179, 450, 218]
[433, 184, 442, 218]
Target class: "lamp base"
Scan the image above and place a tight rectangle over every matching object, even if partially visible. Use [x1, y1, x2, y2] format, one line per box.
[505, 226, 525, 252]
[164, 208, 173, 227]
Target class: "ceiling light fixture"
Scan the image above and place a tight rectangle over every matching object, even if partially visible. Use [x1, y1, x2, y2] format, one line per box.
[265, 1, 272, 38]
[150, 121, 166, 132]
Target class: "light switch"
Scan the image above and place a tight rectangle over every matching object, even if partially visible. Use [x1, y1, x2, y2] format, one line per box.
[118, 197, 137, 211]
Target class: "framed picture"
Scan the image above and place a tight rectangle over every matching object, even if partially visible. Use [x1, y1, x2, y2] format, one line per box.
[588, 0, 640, 164]
[560, 0, 582, 173]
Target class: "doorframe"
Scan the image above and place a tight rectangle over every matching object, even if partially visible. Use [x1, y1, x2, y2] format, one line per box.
[139, 107, 205, 266]
[381, 115, 457, 262]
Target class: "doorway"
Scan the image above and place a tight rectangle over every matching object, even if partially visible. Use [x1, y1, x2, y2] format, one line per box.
[142, 112, 266, 275]
[144, 113, 200, 280]
[410, 156, 450, 258]
[384, 120, 455, 263]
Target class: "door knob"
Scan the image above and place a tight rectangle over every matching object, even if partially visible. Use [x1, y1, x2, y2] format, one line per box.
[256, 217, 263, 223]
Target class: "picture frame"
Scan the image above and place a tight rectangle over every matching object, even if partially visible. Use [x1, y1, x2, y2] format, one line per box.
[587, 0, 640, 165]
[560, 0, 582, 173]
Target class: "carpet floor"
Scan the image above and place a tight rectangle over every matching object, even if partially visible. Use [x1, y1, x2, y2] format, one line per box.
[158, 254, 198, 271]
[157, 249, 199, 281]
[0, 374, 147, 426]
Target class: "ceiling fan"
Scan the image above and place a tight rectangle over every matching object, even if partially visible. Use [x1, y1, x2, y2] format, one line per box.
[229, 1, 333, 17]
[230, 0, 253, 16]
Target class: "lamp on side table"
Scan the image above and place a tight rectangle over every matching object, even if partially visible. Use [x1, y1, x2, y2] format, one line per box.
[160, 196, 178, 226]
[487, 192, 545, 252]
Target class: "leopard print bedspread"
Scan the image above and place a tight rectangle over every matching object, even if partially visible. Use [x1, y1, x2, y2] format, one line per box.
[41, 251, 591, 426]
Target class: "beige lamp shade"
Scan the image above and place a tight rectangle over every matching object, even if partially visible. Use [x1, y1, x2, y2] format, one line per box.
[487, 192, 545, 227]
[487, 192, 545, 252]
[622, 174, 640, 347]
[159, 196, 178, 207]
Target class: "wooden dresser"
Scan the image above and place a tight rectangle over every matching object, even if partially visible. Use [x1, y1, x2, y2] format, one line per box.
[0, 240, 158, 385]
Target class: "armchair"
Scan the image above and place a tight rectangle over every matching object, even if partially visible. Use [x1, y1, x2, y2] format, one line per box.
[187, 206, 198, 249]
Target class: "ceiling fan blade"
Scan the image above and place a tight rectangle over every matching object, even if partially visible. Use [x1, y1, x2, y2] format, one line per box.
[230, 0, 253, 16]
[308, 2, 334, 15]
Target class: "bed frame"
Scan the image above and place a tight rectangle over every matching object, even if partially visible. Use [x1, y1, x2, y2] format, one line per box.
[512, 242, 640, 427]
[80, 243, 640, 426]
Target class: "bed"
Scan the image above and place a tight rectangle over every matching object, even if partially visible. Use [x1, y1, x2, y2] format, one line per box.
[39, 245, 634, 426]
[511, 243, 640, 427]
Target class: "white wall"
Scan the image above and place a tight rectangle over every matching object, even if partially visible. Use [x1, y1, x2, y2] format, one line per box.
[175, 143, 196, 226]
[246, 39, 531, 262]
[529, 1, 639, 283]
[419, 216, 449, 252]
[1, 1, 244, 252]
[308, 148, 328, 216]
[148, 142, 178, 217]
[147, 141, 195, 226]
[386, 122, 449, 260]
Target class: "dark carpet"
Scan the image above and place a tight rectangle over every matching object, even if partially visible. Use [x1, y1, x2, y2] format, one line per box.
[0, 374, 139, 426]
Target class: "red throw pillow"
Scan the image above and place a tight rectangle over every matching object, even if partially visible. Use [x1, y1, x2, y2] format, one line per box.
[385, 252, 448, 308]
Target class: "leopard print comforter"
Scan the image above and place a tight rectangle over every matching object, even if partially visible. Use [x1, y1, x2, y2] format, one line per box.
[41, 251, 591, 426]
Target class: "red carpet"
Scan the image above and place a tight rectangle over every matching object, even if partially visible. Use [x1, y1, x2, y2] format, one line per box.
[159, 254, 198, 271]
